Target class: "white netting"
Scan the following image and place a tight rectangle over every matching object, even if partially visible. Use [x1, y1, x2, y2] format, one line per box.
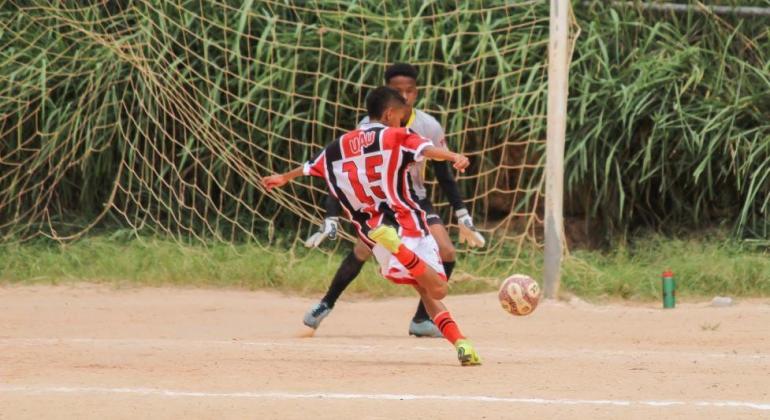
[0, 0, 575, 270]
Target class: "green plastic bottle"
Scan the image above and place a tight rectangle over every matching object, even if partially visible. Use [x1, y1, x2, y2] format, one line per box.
[662, 270, 676, 309]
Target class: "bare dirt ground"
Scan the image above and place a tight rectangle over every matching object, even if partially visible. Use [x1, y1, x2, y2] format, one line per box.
[0, 284, 768, 419]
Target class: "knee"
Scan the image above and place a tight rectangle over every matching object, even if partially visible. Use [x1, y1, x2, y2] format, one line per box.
[429, 283, 448, 300]
[353, 241, 372, 261]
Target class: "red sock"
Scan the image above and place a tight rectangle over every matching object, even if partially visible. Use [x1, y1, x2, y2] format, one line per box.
[393, 244, 426, 277]
[433, 311, 465, 345]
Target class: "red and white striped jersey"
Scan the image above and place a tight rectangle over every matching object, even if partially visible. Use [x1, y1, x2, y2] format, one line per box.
[360, 109, 446, 200]
[303, 122, 432, 246]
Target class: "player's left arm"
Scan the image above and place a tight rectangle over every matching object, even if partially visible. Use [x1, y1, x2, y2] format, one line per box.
[432, 161, 465, 212]
[402, 129, 469, 170]
[421, 122, 486, 248]
[420, 146, 469, 171]
[432, 159, 487, 248]
[428, 125, 467, 213]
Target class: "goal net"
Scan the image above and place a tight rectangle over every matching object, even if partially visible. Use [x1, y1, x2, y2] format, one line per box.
[0, 1, 577, 273]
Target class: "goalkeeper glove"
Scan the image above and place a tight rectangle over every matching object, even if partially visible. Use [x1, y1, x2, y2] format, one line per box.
[304, 217, 339, 248]
[456, 209, 485, 248]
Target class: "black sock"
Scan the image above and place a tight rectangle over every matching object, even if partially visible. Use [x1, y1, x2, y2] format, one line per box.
[322, 251, 365, 308]
[443, 260, 456, 280]
[413, 299, 430, 322]
[412, 260, 456, 323]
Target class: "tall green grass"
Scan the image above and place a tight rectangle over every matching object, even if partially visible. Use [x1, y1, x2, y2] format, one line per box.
[563, 233, 770, 299]
[2, 233, 769, 300]
[1, 1, 768, 248]
[0, 234, 495, 297]
[569, 2, 770, 240]
[0, 1, 549, 245]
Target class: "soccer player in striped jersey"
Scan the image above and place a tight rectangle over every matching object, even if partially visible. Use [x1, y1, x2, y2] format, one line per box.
[262, 87, 481, 366]
[303, 63, 485, 337]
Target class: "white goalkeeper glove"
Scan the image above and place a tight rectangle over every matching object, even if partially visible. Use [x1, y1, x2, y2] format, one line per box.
[304, 217, 339, 248]
[456, 209, 485, 248]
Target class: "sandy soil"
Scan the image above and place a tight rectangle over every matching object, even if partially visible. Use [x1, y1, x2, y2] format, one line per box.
[0, 284, 768, 419]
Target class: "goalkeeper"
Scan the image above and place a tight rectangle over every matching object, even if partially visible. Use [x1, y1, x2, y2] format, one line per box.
[303, 63, 485, 338]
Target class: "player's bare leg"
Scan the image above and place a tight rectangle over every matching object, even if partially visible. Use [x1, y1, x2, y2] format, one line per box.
[405, 261, 447, 300]
[413, 282, 481, 366]
[301, 240, 372, 335]
[368, 225, 480, 365]
[430, 223, 456, 263]
[409, 223, 456, 337]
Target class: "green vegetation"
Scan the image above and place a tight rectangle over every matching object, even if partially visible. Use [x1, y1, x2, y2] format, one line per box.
[0, 1, 550, 243]
[3, 1, 767, 246]
[3, 233, 769, 300]
[569, 2, 770, 239]
[562, 234, 770, 299]
[2, 2, 769, 299]
[0, 235, 389, 295]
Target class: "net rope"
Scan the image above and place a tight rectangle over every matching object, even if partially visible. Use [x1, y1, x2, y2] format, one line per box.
[0, 0, 578, 272]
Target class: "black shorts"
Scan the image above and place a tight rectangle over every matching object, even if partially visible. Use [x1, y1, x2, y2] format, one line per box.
[417, 198, 442, 226]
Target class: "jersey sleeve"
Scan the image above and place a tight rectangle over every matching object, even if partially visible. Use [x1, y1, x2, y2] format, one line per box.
[302, 149, 326, 178]
[425, 116, 447, 149]
[401, 128, 432, 162]
[433, 125, 447, 149]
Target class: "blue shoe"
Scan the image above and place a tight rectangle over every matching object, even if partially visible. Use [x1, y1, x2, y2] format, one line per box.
[408, 319, 443, 338]
[303, 301, 332, 329]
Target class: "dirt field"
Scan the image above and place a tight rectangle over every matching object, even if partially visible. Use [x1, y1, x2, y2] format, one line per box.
[0, 285, 768, 419]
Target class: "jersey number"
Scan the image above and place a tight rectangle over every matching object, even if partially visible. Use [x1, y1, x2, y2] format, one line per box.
[341, 155, 386, 205]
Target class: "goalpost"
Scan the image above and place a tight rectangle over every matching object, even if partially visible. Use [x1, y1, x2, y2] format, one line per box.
[544, 0, 571, 299]
[1, 1, 578, 288]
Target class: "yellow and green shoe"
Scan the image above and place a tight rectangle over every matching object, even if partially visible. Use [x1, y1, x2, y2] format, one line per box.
[455, 339, 482, 366]
[367, 225, 402, 253]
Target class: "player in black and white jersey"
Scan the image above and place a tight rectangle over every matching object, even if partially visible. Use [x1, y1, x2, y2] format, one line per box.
[303, 63, 485, 337]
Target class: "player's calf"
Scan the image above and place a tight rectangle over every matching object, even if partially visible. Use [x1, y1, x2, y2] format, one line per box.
[414, 286, 482, 366]
[424, 280, 447, 300]
[428, 223, 456, 262]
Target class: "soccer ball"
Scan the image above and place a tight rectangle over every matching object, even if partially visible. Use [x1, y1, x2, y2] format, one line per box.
[498, 274, 541, 316]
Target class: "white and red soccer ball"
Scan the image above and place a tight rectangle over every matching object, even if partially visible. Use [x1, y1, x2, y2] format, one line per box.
[498, 274, 541, 316]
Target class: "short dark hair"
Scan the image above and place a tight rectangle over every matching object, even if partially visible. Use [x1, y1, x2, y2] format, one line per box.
[384, 63, 418, 83]
[366, 86, 406, 119]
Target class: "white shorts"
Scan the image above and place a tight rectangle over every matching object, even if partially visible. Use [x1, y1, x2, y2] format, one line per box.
[372, 235, 446, 285]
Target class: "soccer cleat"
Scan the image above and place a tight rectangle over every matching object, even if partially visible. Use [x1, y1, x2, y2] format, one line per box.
[367, 225, 402, 253]
[408, 319, 443, 338]
[303, 301, 332, 330]
[455, 339, 482, 366]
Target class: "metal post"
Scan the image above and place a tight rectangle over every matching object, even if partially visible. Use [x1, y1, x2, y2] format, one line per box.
[544, 0, 570, 299]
